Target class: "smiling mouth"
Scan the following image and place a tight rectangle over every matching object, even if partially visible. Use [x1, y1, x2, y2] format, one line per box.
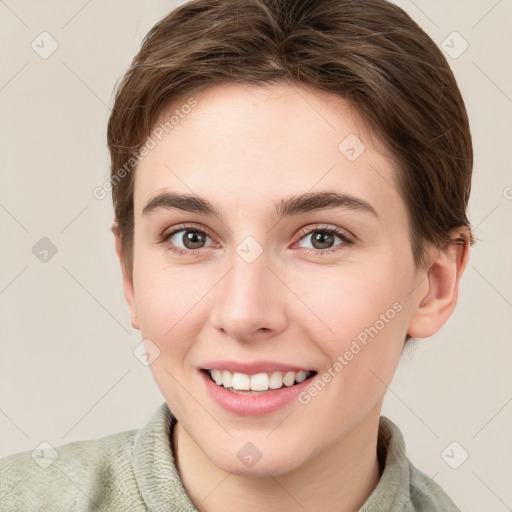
[202, 369, 317, 394]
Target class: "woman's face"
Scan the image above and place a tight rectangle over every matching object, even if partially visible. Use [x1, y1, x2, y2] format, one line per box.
[127, 82, 426, 476]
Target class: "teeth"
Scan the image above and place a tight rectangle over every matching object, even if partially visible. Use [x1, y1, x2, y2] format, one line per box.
[250, 372, 269, 391]
[222, 370, 232, 388]
[207, 369, 313, 392]
[269, 371, 283, 389]
[283, 371, 295, 387]
[211, 369, 223, 385]
[231, 372, 250, 390]
[295, 370, 307, 383]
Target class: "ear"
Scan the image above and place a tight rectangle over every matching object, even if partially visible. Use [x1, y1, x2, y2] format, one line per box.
[407, 228, 471, 339]
[112, 221, 140, 331]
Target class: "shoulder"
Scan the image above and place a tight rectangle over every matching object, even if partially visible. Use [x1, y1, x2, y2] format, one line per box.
[408, 461, 461, 512]
[0, 428, 139, 511]
[374, 416, 462, 512]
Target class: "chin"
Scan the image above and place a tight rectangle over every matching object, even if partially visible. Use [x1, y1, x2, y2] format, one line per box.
[207, 443, 308, 478]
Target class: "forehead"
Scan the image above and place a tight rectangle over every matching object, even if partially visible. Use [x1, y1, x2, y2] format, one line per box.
[133, 82, 404, 222]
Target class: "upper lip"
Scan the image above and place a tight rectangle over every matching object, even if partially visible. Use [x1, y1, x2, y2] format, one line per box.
[200, 360, 314, 375]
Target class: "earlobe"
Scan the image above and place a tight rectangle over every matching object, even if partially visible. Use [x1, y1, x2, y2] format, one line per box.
[112, 221, 140, 331]
[407, 229, 471, 339]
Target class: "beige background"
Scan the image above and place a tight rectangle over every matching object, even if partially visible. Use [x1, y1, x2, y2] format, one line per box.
[1, 0, 511, 510]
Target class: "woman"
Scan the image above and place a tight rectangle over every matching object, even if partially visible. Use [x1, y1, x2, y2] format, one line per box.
[1, 0, 473, 510]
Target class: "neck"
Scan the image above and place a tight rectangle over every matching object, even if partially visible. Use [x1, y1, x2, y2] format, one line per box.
[172, 409, 383, 512]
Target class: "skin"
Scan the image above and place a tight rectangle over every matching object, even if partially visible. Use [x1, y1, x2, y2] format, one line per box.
[114, 82, 470, 512]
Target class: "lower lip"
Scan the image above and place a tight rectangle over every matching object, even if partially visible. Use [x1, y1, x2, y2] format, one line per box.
[200, 370, 315, 416]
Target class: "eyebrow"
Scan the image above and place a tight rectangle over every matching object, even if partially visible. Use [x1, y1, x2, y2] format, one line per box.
[141, 191, 378, 220]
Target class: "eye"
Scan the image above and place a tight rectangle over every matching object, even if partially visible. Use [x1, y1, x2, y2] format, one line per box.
[161, 224, 214, 256]
[160, 223, 354, 257]
[294, 224, 354, 255]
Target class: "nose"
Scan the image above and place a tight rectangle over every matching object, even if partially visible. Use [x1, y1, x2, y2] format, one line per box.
[209, 249, 288, 342]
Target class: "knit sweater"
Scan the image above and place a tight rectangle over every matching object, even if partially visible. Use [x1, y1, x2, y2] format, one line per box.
[0, 402, 461, 511]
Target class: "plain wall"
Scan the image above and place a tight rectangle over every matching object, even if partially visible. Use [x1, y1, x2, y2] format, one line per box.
[1, 1, 511, 510]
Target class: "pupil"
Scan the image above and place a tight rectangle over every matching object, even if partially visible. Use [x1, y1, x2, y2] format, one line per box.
[184, 231, 204, 249]
[313, 231, 333, 249]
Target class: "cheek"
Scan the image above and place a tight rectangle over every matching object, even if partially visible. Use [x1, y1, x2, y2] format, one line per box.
[132, 263, 205, 414]
[300, 262, 408, 346]
[294, 254, 412, 389]
[132, 256, 224, 374]
[291, 266, 409, 432]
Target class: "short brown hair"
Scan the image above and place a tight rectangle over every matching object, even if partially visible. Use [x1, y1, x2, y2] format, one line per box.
[107, 0, 473, 278]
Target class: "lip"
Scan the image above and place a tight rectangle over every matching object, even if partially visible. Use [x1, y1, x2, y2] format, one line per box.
[199, 368, 316, 416]
[200, 359, 313, 374]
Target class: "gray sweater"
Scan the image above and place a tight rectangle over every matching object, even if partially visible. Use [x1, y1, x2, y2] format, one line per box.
[0, 402, 461, 511]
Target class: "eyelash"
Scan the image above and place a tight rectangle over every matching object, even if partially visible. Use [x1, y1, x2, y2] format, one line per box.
[160, 223, 354, 257]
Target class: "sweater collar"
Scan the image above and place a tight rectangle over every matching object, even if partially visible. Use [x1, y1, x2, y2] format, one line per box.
[133, 402, 410, 512]
[359, 415, 410, 511]
[133, 402, 195, 511]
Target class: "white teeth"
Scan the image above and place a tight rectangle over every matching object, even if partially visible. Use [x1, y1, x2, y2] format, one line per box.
[295, 370, 307, 383]
[211, 369, 223, 385]
[269, 371, 283, 389]
[207, 369, 313, 392]
[222, 370, 232, 388]
[231, 372, 250, 390]
[250, 372, 269, 391]
[283, 371, 295, 387]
